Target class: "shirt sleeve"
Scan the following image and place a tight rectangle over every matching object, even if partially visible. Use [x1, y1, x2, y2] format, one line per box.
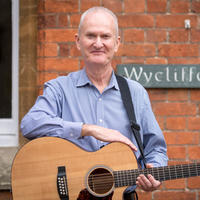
[20, 81, 83, 140]
[140, 89, 168, 167]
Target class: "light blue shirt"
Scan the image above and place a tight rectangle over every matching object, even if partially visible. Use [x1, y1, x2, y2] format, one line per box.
[21, 68, 168, 167]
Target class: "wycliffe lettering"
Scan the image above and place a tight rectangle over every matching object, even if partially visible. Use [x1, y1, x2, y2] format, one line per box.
[117, 65, 200, 88]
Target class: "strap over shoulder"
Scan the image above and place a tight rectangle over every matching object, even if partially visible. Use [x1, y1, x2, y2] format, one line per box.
[115, 74, 146, 168]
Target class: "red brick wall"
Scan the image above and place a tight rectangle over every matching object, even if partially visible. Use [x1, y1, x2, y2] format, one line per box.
[37, 0, 200, 199]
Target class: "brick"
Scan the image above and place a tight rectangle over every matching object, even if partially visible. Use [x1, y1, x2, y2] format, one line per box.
[156, 15, 197, 28]
[37, 58, 79, 72]
[147, 0, 167, 13]
[188, 117, 200, 130]
[38, 15, 57, 29]
[70, 14, 81, 28]
[146, 30, 167, 42]
[123, 29, 144, 43]
[190, 89, 200, 101]
[38, 0, 45, 14]
[80, 0, 101, 12]
[167, 146, 186, 159]
[156, 116, 165, 130]
[37, 72, 58, 86]
[58, 14, 68, 28]
[117, 44, 156, 57]
[188, 177, 200, 189]
[148, 89, 167, 101]
[121, 57, 145, 64]
[44, 29, 77, 42]
[164, 132, 199, 145]
[38, 30, 46, 42]
[69, 44, 82, 57]
[124, 0, 145, 13]
[169, 29, 189, 42]
[118, 15, 154, 28]
[164, 179, 186, 189]
[44, 0, 79, 13]
[191, 30, 200, 42]
[59, 43, 70, 57]
[154, 191, 196, 200]
[170, 0, 189, 13]
[153, 102, 197, 116]
[168, 89, 188, 101]
[102, 0, 123, 13]
[168, 57, 200, 64]
[146, 57, 167, 64]
[158, 44, 199, 57]
[38, 43, 58, 57]
[168, 160, 190, 166]
[191, 1, 200, 13]
[166, 117, 186, 130]
[188, 146, 200, 160]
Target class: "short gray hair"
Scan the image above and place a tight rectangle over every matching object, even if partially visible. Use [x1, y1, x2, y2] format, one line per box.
[78, 7, 119, 36]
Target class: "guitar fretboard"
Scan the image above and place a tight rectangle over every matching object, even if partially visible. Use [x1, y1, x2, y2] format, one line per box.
[114, 163, 200, 187]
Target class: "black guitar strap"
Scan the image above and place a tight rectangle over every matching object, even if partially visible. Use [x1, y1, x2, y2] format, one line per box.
[116, 74, 147, 168]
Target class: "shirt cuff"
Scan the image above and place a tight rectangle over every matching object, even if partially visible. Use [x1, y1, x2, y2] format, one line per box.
[62, 121, 84, 139]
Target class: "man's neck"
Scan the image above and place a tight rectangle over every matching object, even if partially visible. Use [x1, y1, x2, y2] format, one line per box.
[85, 64, 113, 93]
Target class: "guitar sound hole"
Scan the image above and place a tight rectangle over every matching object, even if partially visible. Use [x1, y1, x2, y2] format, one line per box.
[87, 166, 114, 197]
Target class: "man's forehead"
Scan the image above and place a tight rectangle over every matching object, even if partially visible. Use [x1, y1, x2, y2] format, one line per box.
[78, 9, 118, 36]
[84, 10, 115, 24]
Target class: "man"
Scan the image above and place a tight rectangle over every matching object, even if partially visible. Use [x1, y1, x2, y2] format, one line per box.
[21, 6, 168, 199]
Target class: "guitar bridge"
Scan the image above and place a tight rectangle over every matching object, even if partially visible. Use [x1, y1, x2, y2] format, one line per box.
[57, 166, 69, 200]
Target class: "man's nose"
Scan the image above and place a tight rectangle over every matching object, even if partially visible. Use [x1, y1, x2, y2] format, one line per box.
[93, 36, 103, 48]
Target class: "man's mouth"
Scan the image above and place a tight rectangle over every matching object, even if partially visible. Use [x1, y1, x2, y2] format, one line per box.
[91, 50, 104, 54]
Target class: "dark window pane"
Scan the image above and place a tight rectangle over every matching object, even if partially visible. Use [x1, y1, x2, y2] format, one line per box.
[0, 0, 12, 118]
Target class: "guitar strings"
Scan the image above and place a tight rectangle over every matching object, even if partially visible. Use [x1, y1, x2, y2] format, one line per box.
[87, 163, 200, 188]
[86, 165, 200, 192]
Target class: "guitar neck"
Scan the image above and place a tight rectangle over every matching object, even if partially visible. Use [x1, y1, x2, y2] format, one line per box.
[114, 163, 200, 188]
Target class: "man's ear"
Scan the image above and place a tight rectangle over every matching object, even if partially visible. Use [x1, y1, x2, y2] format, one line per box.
[114, 36, 121, 53]
[75, 33, 81, 50]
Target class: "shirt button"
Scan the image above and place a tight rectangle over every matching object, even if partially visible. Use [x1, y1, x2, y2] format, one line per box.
[99, 98, 102, 101]
[99, 119, 103, 123]
[100, 141, 104, 144]
[70, 133, 73, 137]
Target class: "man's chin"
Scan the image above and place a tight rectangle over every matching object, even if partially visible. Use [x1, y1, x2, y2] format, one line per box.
[88, 59, 108, 66]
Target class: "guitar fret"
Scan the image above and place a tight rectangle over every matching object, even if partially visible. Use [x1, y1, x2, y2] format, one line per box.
[119, 171, 123, 187]
[190, 163, 198, 177]
[114, 163, 200, 188]
[163, 166, 170, 180]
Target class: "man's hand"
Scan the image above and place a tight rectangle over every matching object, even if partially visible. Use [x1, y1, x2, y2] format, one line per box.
[136, 163, 161, 192]
[81, 124, 137, 151]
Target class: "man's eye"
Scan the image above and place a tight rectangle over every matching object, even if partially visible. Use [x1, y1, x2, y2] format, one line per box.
[87, 34, 95, 38]
[102, 35, 110, 39]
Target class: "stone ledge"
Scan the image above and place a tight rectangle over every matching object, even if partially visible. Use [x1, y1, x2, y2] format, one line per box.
[0, 147, 18, 190]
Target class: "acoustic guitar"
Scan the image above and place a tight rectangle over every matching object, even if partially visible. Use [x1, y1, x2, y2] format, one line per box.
[11, 137, 200, 200]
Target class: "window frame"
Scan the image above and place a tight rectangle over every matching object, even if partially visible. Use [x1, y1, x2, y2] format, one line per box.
[0, 0, 19, 147]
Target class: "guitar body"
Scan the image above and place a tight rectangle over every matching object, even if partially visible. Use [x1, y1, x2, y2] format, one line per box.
[12, 137, 138, 200]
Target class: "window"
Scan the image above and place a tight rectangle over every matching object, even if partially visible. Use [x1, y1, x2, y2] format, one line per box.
[0, 0, 19, 146]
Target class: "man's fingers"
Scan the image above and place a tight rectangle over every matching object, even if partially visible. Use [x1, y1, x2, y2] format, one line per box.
[127, 141, 137, 152]
[148, 174, 161, 189]
[120, 137, 137, 151]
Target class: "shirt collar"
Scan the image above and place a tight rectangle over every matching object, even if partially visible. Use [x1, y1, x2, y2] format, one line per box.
[76, 68, 91, 87]
[76, 68, 119, 91]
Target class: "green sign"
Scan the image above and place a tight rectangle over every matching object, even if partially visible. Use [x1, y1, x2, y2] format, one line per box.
[117, 64, 200, 88]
